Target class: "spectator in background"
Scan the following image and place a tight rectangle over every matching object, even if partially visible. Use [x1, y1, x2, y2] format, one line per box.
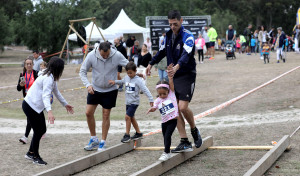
[243, 24, 253, 55]
[144, 37, 152, 54]
[114, 37, 128, 92]
[294, 24, 300, 53]
[17, 57, 39, 145]
[202, 26, 210, 59]
[159, 31, 166, 49]
[258, 25, 267, 59]
[126, 36, 136, 58]
[254, 29, 259, 53]
[154, 50, 168, 82]
[207, 24, 218, 59]
[130, 40, 140, 65]
[138, 44, 152, 68]
[250, 35, 256, 53]
[32, 50, 43, 72]
[226, 25, 236, 41]
[268, 27, 275, 45]
[195, 33, 205, 64]
[236, 37, 241, 53]
[273, 27, 286, 63]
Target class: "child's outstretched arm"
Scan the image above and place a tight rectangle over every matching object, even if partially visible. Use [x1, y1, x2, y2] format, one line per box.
[167, 64, 175, 92]
[147, 107, 156, 114]
[110, 78, 125, 85]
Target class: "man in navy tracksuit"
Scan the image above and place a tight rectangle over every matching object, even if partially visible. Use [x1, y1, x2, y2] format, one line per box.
[146, 10, 202, 152]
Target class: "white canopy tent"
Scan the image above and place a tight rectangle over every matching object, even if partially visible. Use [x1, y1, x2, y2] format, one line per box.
[105, 9, 150, 47]
[68, 22, 116, 43]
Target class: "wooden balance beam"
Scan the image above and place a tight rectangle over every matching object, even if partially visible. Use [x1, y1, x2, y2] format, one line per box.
[130, 136, 213, 176]
[244, 135, 290, 176]
[35, 139, 141, 176]
[135, 146, 273, 151]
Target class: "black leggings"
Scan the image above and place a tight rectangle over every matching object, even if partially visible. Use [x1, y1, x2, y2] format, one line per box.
[25, 118, 31, 137]
[162, 119, 177, 153]
[197, 49, 204, 62]
[22, 101, 46, 157]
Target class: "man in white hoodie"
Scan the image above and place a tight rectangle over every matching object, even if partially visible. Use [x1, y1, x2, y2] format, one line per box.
[79, 42, 129, 151]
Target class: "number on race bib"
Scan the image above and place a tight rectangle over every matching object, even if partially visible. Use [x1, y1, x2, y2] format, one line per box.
[159, 100, 175, 116]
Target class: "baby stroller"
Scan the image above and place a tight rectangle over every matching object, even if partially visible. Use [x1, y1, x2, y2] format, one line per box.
[225, 40, 236, 60]
[261, 45, 270, 64]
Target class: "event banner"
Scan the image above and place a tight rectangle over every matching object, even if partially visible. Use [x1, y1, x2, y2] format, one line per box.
[146, 16, 211, 51]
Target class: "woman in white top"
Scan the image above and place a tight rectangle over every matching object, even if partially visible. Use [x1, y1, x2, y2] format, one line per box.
[22, 56, 74, 165]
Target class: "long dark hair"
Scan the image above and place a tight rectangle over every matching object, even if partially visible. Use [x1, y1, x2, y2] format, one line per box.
[43, 56, 64, 81]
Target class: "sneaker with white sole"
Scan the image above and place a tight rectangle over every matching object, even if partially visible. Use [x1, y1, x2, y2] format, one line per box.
[25, 152, 34, 161]
[159, 152, 171, 161]
[97, 141, 106, 151]
[171, 141, 193, 153]
[33, 156, 47, 165]
[84, 138, 99, 151]
[131, 132, 143, 140]
[19, 136, 28, 144]
[121, 133, 131, 143]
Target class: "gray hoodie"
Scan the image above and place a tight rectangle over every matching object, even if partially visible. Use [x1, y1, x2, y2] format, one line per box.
[79, 47, 128, 92]
[33, 55, 43, 72]
[115, 75, 153, 105]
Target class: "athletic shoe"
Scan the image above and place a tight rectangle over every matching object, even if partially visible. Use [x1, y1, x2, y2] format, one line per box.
[209, 57, 214, 60]
[25, 152, 34, 161]
[283, 58, 286, 63]
[131, 132, 143, 140]
[158, 152, 171, 161]
[277, 60, 280, 63]
[121, 133, 131, 143]
[97, 141, 106, 151]
[33, 156, 47, 165]
[19, 136, 28, 144]
[84, 138, 99, 151]
[171, 141, 193, 153]
[260, 56, 263, 60]
[200, 61, 204, 64]
[191, 128, 203, 148]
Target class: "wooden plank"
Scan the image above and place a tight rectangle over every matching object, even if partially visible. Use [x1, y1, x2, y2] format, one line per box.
[35, 140, 141, 176]
[130, 136, 213, 176]
[208, 146, 273, 150]
[135, 146, 273, 151]
[69, 17, 96, 23]
[69, 25, 87, 45]
[244, 135, 290, 176]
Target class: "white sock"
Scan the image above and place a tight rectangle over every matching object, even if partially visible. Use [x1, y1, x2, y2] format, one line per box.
[91, 136, 97, 140]
[100, 140, 106, 144]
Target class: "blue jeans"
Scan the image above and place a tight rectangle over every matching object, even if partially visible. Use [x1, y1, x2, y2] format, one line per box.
[158, 69, 168, 82]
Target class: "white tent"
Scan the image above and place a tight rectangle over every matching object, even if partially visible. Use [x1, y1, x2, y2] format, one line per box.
[68, 22, 116, 42]
[105, 9, 150, 46]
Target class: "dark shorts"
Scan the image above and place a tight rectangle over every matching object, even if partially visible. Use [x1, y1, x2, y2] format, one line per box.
[173, 72, 196, 102]
[246, 40, 250, 46]
[210, 42, 215, 47]
[126, 104, 139, 118]
[118, 65, 122, 73]
[205, 42, 210, 49]
[87, 89, 118, 109]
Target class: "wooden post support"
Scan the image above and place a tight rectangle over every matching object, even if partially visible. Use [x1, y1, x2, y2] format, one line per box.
[35, 139, 141, 176]
[244, 135, 290, 176]
[130, 136, 213, 176]
[59, 26, 72, 58]
[93, 20, 106, 42]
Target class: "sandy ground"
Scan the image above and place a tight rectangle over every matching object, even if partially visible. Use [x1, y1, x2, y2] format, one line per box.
[0, 49, 300, 175]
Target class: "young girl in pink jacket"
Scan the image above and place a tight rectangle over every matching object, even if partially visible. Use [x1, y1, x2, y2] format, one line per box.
[195, 34, 205, 64]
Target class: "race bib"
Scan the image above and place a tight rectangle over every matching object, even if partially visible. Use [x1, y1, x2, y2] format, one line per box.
[125, 82, 135, 94]
[158, 100, 175, 116]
